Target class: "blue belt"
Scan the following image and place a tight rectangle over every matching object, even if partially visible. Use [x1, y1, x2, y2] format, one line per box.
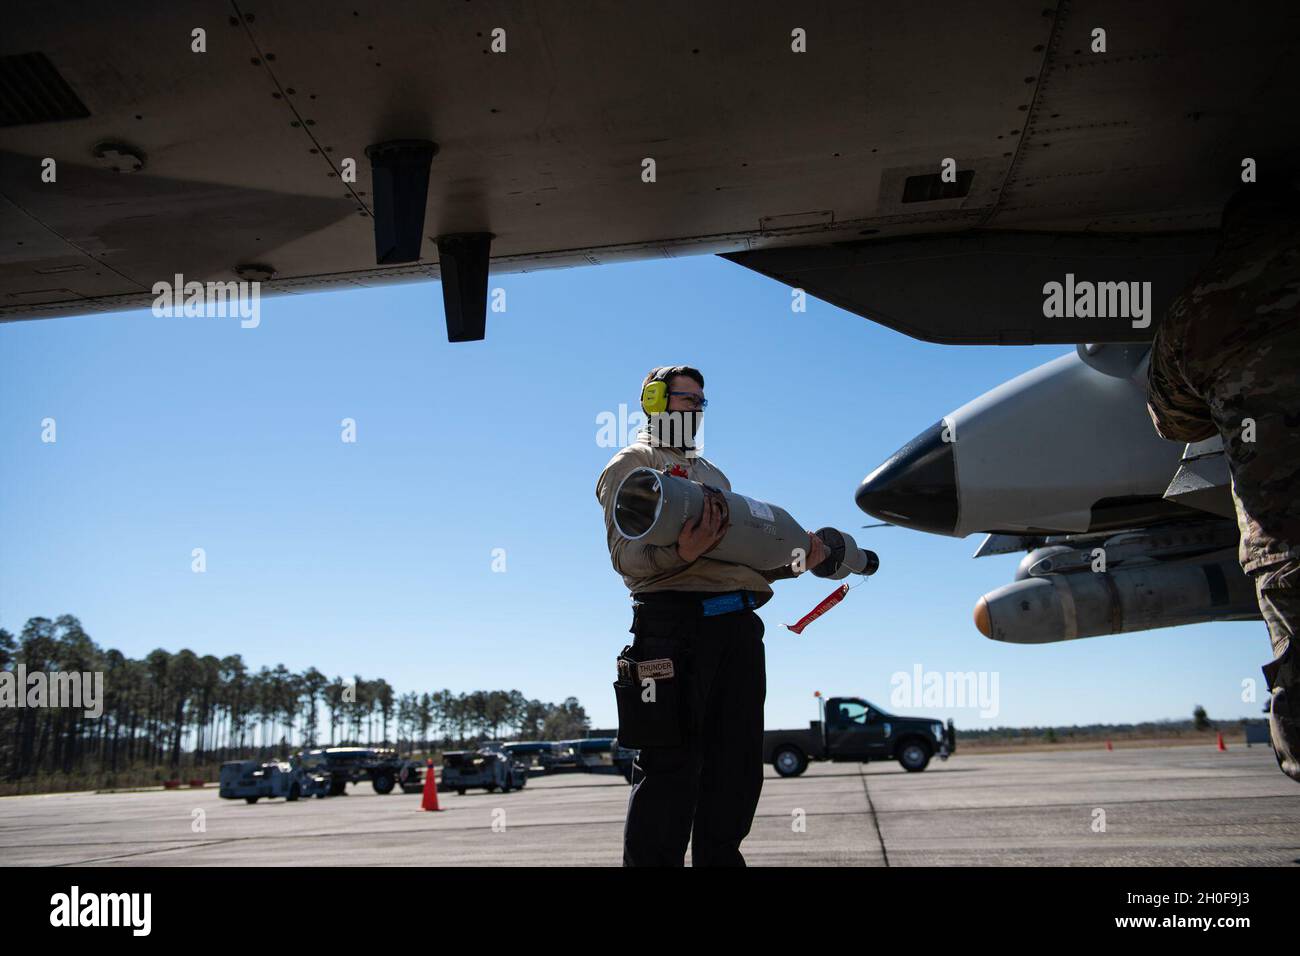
[632, 589, 763, 618]
[699, 591, 759, 616]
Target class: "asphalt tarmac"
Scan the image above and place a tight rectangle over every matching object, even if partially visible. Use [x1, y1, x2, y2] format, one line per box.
[1, 744, 1296, 866]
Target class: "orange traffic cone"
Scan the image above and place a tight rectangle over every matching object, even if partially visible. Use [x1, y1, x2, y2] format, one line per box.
[1216, 732, 1226, 752]
[420, 757, 442, 811]
[1105, 740, 1113, 751]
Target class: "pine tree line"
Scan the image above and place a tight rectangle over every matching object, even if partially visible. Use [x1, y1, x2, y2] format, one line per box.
[0, 615, 590, 781]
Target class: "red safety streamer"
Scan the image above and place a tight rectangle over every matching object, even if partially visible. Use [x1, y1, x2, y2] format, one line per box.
[784, 583, 851, 635]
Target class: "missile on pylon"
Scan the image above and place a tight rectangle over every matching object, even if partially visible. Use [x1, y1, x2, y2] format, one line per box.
[973, 548, 1260, 644]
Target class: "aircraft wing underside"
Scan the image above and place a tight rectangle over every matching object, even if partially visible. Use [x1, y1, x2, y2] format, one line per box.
[2, 0, 1297, 342]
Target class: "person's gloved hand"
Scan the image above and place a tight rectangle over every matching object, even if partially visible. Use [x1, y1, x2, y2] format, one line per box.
[801, 531, 830, 574]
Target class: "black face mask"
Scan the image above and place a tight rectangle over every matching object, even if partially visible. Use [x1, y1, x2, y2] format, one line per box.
[648, 410, 702, 449]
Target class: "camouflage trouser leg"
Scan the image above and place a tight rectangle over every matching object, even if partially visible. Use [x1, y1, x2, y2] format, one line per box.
[1255, 564, 1300, 784]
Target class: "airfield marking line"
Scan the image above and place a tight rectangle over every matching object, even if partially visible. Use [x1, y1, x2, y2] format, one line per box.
[0, 812, 254, 830]
[34, 818, 633, 854]
[857, 767, 890, 867]
[862, 793, 1300, 815]
[13, 811, 892, 864]
[55, 840, 241, 866]
[0, 808, 892, 854]
[5, 837, 249, 849]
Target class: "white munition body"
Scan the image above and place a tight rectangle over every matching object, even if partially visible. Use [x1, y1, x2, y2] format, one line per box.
[614, 468, 871, 578]
[614, 467, 806, 571]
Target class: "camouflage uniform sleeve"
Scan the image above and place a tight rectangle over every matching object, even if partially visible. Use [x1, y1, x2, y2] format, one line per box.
[1146, 310, 1218, 443]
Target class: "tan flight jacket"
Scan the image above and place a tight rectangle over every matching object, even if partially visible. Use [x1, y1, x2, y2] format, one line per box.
[596, 431, 789, 596]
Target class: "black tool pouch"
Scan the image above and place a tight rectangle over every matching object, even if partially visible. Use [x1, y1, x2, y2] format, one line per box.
[613, 643, 683, 749]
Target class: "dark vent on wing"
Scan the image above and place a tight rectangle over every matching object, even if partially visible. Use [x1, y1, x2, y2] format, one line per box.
[901, 170, 974, 203]
[0, 52, 91, 127]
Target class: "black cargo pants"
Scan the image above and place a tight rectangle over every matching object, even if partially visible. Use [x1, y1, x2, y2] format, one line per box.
[622, 594, 767, 866]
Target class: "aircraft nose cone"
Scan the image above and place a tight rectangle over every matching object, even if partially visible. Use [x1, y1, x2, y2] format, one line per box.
[855, 421, 959, 535]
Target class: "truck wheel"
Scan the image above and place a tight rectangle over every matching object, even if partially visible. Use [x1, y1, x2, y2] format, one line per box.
[244, 796, 259, 804]
[457, 788, 466, 796]
[287, 784, 300, 802]
[773, 747, 808, 778]
[898, 740, 932, 772]
[372, 772, 395, 795]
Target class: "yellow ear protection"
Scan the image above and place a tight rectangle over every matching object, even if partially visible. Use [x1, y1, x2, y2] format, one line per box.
[640, 366, 673, 415]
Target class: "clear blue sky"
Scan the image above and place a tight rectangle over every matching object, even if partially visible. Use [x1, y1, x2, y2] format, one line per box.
[0, 255, 1268, 732]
